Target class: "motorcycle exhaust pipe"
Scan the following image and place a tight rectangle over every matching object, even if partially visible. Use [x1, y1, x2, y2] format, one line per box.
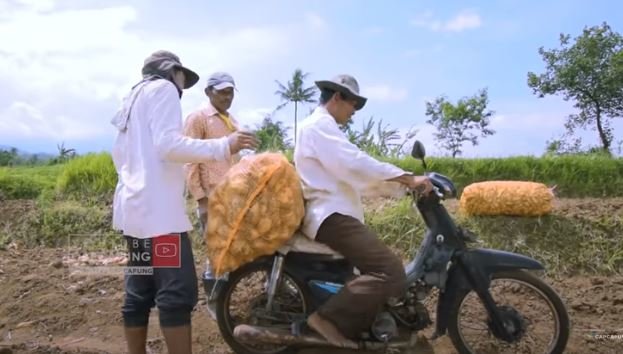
[234, 324, 339, 347]
[233, 324, 412, 350]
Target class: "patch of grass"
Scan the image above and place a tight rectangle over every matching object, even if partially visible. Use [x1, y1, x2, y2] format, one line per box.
[2, 152, 622, 200]
[365, 198, 427, 256]
[2, 150, 622, 276]
[55, 153, 117, 202]
[386, 155, 623, 198]
[461, 213, 623, 275]
[1, 195, 621, 275]
[0, 165, 63, 199]
[0, 233, 11, 250]
[6, 200, 116, 248]
[366, 198, 623, 275]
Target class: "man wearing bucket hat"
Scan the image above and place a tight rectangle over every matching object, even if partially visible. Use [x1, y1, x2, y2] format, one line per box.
[293, 74, 433, 347]
[111, 50, 258, 354]
[183, 71, 242, 319]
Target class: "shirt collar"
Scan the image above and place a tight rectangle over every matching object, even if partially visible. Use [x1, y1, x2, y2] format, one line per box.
[202, 101, 225, 117]
[314, 105, 342, 128]
[314, 105, 329, 116]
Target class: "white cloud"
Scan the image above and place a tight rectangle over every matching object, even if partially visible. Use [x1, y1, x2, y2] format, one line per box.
[0, 3, 301, 143]
[362, 85, 408, 102]
[491, 113, 566, 131]
[0, 5, 290, 102]
[415, 110, 576, 158]
[411, 10, 482, 32]
[0, 102, 103, 140]
[305, 12, 328, 32]
[410, 10, 438, 30]
[0, 6, 141, 101]
[235, 107, 275, 129]
[395, 97, 623, 158]
[0, 7, 137, 54]
[444, 11, 482, 32]
[404, 44, 444, 58]
[0, 0, 56, 17]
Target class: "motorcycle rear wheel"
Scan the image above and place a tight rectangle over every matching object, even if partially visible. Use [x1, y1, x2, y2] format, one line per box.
[216, 260, 312, 354]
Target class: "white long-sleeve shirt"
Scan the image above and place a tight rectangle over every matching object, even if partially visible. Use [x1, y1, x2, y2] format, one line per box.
[110, 79, 231, 239]
[294, 106, 407, 239]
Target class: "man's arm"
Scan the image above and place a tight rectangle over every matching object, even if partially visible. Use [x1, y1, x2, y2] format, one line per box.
[307, 119, 408, 187]
[182, 113, 209, 201]
[387, 174, 415, 184]
[149, 81, 231, 163]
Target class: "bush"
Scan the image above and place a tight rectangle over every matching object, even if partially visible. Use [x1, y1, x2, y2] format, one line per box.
[5, 200, 117, 248]
[2, 152, 622, 200]
[366, 198, 623, 275]
[56, 153, 117, 201]
[0, 165, 62, 199]
[386, 155, 623, 198]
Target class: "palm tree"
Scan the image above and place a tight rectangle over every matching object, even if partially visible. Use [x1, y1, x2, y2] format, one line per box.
[56, 142, 76, 163]
[274, 69, 317, 144]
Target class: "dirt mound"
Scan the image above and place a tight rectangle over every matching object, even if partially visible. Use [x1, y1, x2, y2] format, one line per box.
[1, 198, 622, 353]
[0, 200, 37, 247]
[0, 246, 621, 353]
[553, 197, 623, 221]
[0, 246, 232, 354]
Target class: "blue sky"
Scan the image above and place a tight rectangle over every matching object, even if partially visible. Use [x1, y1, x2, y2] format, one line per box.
[0, 0, 621, 157]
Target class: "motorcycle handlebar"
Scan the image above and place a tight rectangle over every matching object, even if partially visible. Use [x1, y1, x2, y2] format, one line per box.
[408, 185, 443, 200]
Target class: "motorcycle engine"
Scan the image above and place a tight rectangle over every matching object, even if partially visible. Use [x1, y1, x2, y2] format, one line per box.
[388, 283, 433, 331]
[371, 311, 398, 342]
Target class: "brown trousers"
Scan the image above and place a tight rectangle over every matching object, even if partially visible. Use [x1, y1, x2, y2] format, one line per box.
[315, 213, 407, 339]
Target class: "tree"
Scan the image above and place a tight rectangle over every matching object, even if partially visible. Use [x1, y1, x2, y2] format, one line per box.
[528, 22, 623, 155]
[425, 88, 495, 158]
[27, 154, 40, 165]
[340, 116, 417, 158]
[51, 142, 76, 164]
[0, 147, 18, 166]
[275, 69, 317, 144]
[544, 134, 583, 156]
[254, 115, 292, 152]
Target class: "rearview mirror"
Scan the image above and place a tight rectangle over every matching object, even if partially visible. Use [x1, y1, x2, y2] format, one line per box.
[411, 140, 426, 160]
[411, 140, 428, 170]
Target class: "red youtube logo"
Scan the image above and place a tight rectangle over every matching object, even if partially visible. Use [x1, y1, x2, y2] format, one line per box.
[152, 234, 181, 268]
[155, 243, 177, 258]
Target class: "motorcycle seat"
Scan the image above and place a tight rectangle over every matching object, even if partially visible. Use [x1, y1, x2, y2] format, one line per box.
[278, 232, 344, 259]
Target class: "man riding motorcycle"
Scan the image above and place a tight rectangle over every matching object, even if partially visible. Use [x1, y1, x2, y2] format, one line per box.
[293, 74, 433, 347]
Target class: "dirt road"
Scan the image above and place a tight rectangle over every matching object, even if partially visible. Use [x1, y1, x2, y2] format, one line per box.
[0, 247, 622, 354]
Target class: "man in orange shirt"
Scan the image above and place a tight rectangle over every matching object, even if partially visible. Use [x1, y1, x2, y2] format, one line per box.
[183, 72, 241, 319]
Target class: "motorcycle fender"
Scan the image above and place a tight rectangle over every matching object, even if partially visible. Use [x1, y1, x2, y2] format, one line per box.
[434, 248, 544, 335]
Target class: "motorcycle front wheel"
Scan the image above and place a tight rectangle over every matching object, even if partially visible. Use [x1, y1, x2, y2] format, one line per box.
[447, 269, 570, 354]
[215, 260, 312, 354]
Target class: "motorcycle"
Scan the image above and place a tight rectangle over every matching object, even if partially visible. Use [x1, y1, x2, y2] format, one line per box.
[211, 141, 570, 354]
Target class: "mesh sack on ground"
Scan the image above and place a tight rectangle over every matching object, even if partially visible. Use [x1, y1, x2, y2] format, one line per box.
[459, 181, 554, 217]
[206, 152, 305, 276]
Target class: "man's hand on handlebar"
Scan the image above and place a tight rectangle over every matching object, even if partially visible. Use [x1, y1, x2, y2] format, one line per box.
[406, 175, 434, 195]
[388, 174, 434, 196]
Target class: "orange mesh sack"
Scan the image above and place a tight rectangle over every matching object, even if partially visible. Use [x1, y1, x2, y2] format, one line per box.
[459, 181, 554, 217]
[206, 152, 304, 276]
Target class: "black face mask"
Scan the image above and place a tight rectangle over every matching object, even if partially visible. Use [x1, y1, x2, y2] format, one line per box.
[172, 82, 183, 98]
[167, 72, 183, 98]
[142, 72, 182, 98]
